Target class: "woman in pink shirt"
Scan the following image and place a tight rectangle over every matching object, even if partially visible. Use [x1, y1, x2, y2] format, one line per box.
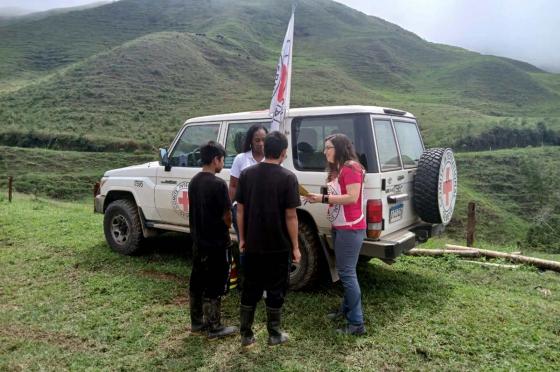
[306, 134, 366, 335]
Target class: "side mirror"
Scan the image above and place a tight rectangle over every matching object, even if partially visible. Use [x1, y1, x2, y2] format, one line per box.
[159, 148, 171, 171]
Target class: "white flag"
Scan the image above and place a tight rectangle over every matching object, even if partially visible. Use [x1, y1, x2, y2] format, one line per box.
[269, 10, 294, 131]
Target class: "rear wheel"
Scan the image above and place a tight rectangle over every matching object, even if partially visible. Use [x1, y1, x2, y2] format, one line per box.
[289, 221, 322, 290]
[103, 199, 144, 255]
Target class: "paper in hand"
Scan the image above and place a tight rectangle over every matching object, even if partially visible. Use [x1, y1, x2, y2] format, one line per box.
[298, 184, 310, 196]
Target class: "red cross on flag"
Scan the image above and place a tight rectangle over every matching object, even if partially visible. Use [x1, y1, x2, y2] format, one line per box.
[269, 9, 295, 131]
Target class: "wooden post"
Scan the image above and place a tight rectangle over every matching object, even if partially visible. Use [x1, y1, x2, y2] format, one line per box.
[8, 176, 13, 202]
[466, 202, 476, 247]
[93, 182, 100, 212]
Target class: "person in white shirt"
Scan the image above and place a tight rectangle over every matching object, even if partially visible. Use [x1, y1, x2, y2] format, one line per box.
[229, 124, 268, 202]
[229, 124, 268, 287]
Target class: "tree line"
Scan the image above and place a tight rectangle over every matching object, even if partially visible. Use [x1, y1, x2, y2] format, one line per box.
[0, 130, 153, 153]
[454, 123, 560, 151]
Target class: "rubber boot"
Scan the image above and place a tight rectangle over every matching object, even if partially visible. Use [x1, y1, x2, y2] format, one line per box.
[204, 297, 238, 340]
[240, 304, 256, 348]
[266, 307, 289, 346]
[189, 292, 206, 335]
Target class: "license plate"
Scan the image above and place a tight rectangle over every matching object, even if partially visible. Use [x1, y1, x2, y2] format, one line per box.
[389, 204, 403, 223]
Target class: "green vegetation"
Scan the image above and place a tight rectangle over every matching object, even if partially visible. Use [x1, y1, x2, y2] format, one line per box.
[0, 145, 155, 199]
[1, 196, 559, 370]
[0, 0, 559, 149]
[450, 147, 560, 251]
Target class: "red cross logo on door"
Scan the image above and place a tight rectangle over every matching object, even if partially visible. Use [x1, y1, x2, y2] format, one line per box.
[177, 190, 189, 213]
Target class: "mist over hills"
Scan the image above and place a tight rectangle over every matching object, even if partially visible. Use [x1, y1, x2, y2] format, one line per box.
[0, 0, 559, 147]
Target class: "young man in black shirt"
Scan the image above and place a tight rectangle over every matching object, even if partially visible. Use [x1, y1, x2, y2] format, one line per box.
[188, 141, 237, 339]
[236, 131, 301, 347]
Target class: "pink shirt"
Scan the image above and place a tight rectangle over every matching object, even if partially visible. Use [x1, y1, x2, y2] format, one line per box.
[329, 162, 366, 230]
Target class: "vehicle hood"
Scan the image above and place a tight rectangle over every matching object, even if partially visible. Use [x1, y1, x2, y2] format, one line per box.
[104, 161, 160, 177]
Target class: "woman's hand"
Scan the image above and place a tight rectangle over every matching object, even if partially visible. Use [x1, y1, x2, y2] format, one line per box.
[305, 193, 323, 204]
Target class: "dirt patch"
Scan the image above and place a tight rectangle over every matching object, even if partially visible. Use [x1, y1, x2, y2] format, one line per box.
[0, 325, 107, 353]
[139, 270, 186, 284]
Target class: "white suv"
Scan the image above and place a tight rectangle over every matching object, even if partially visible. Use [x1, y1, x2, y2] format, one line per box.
[94, 106, 457, 289]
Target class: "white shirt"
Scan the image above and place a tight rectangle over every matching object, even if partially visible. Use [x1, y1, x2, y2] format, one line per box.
[230, 150, 264, 178]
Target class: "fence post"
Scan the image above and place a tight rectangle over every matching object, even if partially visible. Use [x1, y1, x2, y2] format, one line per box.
[93, 182, 100, 212]
[466, 202, 476, 247]
[8, 176, 13, 202]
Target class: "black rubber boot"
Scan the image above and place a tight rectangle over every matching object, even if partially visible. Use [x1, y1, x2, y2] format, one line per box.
[266, 307, 289, 346]
[204, 297, 238, 340]
[189, 292, 206, 335]
[240, 304, 256, 348]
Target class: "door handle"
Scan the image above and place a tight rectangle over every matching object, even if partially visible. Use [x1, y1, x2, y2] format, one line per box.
[387, 193, 409, 204]
[397, 175, 405, 181]
[161, 180, 177, 185]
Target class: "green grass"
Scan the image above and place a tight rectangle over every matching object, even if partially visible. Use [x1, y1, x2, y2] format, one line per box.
[1, 195, 559, 370]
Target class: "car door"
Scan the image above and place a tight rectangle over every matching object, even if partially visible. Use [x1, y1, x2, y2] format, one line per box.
[392, 119, 425, 227]
[371, 116, 417, 234]
[154, 122, 221, 226]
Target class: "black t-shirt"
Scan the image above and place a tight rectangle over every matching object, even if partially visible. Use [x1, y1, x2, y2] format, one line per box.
[235, 162, 301, 253]
[188, 172, 232, 252]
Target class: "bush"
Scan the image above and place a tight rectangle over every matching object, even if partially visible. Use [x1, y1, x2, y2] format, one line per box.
[526, 215, 560, 253]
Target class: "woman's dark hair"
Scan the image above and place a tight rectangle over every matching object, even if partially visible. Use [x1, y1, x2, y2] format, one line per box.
[325, 133, 361, 182]
[242, 124, 268, 152]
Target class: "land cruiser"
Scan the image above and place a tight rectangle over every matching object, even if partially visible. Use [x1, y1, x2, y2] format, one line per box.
[94, 106, 457, 289]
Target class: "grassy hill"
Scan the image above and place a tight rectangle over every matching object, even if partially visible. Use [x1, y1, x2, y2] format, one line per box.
[0, 0, 559, 148]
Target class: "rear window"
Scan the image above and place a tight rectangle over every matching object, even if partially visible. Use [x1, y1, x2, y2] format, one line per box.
[373, 119, 401, 171]
[394, 121, 423, 168]
[291, 114, 377, 172]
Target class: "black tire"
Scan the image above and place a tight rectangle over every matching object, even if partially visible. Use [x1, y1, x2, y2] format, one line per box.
[289, 221, 322, 291]
[103, 199, 144, 255]
[413, 148, 457, 225]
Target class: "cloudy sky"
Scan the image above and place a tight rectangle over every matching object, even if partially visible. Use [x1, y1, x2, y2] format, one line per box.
[2, 0, 559, 72]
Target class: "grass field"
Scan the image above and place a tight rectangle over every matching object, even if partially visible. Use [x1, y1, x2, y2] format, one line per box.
[1, 196, 559, 370]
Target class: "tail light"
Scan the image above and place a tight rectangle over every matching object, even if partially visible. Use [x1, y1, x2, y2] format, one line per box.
[366, 199, 383, 239]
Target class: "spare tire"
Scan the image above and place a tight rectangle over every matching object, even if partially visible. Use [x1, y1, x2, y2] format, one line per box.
[413, 148, 457, 225]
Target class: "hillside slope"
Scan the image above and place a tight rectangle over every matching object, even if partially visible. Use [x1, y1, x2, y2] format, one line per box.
[0, 0, 559, 147]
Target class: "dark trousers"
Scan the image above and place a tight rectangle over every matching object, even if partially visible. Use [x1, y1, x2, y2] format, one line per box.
[189, 246, 230, 299]
[241, 251, 291, 309]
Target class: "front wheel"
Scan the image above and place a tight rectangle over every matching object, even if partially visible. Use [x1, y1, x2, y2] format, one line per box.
[289, 221, 322, 291]
[103, 199, 144, 255]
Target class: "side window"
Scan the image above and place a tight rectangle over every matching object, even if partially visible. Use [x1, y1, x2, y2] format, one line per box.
[169, 124, 220, 167]
[373, 120, 401, 171]
[292, 114, 375, 172]
[394, 121, 424, 168]
[223, 121, 270, 169]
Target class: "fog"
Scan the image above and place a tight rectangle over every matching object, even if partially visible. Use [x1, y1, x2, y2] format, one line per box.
[337, 0, 560, 72]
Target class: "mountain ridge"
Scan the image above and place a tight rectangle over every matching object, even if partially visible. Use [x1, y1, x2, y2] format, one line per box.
[0, 0, 558, 147]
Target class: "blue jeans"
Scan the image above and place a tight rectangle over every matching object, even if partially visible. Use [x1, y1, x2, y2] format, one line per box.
[332, 228, 366, 325]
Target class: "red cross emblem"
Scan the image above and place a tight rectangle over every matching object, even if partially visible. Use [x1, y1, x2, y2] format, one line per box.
[276, 63, 288, 103]
[443, 166, 453, 207]
[177, 190, 189, 212]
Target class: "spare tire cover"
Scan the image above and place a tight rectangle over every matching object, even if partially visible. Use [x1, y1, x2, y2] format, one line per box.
[413, 148, 457, 225]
